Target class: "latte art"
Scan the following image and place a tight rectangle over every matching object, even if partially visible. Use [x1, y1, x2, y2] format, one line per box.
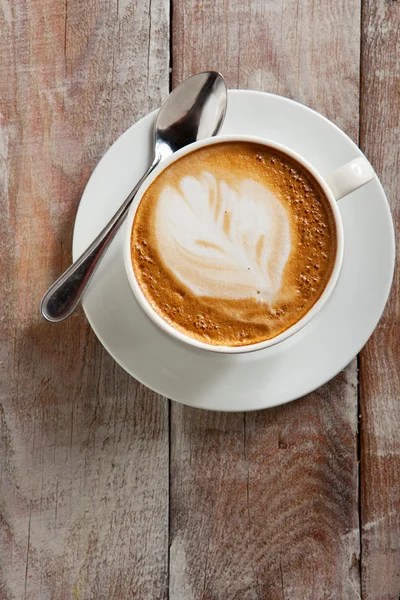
[156, 173, 291, 302]
[131, 142, 337, 347]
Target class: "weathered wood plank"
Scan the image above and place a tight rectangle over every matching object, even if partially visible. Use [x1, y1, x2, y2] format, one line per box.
[359, 1, 400, 598]
[0, 1, 170, 598]
[170, 1, 361, 598]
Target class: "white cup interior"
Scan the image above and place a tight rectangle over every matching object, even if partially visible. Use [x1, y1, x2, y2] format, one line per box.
[124, 135, 344, 354]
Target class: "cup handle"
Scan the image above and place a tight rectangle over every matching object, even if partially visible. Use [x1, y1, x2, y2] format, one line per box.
[324, 156, 376, 201]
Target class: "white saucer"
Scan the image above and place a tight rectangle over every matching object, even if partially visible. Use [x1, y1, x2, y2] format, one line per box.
[73, 91, 395, 412]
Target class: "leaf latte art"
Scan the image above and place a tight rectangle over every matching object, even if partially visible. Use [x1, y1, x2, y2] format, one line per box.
[156, 172, 291, 302]
[131, 142, 337, 346]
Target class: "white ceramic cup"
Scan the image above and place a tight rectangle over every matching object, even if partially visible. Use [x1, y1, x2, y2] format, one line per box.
[124, 135, 375, 354]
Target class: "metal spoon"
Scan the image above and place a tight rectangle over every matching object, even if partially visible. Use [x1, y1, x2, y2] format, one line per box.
[41, 71, 227, 322]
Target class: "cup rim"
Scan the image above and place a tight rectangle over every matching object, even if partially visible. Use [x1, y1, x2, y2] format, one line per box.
[124, 134, 344, 354]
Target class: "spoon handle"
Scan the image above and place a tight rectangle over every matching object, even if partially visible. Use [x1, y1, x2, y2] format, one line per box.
[41, 161, 157, 322]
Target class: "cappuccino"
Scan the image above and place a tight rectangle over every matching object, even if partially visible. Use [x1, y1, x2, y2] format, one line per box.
[131, 142, 337, 346]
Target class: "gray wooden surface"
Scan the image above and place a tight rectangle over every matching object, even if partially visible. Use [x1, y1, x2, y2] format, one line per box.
[0, 1, 398, 599]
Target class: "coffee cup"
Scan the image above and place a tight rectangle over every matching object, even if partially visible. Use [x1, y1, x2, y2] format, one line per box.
[124, 135, 375, 354]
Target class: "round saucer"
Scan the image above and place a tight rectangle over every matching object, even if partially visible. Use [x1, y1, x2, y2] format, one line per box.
[73, 91, 395, 411]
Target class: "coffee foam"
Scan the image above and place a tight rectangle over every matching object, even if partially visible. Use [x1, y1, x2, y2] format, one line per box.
[131, 142, 337, 347]
[155, 172, 291, 303]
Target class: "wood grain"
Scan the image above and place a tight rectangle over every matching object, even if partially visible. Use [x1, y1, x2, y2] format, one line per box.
[0, 1, 170, 599]
[170, 1, 361, 598]
[359, 1, 400, 598]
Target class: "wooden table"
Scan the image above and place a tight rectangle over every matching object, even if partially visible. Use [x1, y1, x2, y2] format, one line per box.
[1, 1, 399, 598]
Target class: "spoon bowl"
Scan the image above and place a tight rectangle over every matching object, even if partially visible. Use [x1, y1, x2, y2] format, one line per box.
[155, 71, 227, 158]
[41, 72, 227, 322]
